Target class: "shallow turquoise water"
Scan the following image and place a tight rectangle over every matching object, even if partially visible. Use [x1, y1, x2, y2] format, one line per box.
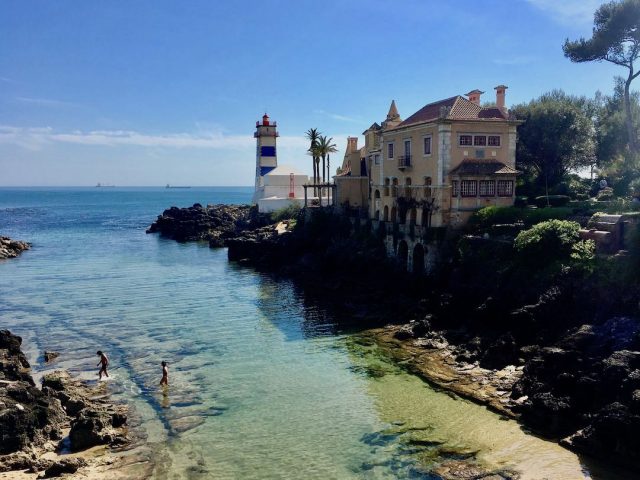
[0, 188, 632, 479]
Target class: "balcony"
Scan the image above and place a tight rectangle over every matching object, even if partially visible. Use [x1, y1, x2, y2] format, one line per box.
[398, 155, 412, 169]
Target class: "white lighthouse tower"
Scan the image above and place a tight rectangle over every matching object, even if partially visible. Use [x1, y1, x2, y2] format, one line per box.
[252, 113, 279, 204]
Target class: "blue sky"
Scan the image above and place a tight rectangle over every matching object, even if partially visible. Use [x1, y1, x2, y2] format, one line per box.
[0, 0, 623, 186]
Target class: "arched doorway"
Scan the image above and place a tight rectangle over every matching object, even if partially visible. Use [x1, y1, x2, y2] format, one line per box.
[413, 243, 425, 275]
[390, 206, 397, 223]
[374, 190, 381, 220]
[383, 205, 389, 222]
[409, 207, 417, 227]
[397, 240, 409, 269]
[421, 206, 432, 228]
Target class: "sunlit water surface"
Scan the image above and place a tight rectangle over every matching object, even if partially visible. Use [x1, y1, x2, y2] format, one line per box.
[0, 187, 632, 479]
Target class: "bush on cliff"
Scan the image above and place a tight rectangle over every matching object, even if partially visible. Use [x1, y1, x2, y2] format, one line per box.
[271, 204, 302, 223]
[513, 219, 595, 267]
[469, 206, 573, 230]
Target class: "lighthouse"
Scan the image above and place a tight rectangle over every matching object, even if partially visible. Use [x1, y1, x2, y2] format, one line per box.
[252, 113, 279, 204]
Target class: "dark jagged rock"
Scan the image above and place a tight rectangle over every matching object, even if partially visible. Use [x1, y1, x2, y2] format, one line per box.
[40, 457, 87, 478]
[0, 236, 31, 259]
[0, 331, 129, 475]
[146, 203, 272, 245]
[43, 351, 59, 363]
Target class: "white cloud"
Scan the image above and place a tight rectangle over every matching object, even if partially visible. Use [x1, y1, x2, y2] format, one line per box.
[0, 125, 310, 152]
[15, 96, 79, 108]
[314, 109, 362, 123]
[492, 55, 536, 66]
[524, 0, 606, 25]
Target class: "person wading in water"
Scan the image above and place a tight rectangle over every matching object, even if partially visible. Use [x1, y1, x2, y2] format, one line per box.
[96, 350, 109, 379]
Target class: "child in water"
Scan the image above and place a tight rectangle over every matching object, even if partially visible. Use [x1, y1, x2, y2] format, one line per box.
[96, 350, 109, 379]
[160, 361, 168, 386]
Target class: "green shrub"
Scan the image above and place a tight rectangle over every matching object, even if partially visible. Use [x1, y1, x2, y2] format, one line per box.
[596, 187, 615, 202]
[534, 195, 571, 208]
[270, 204, 302, 222]
[470, 206, 573, 230]
[514, 219, 593, 265]
[514, 196, 528, 208]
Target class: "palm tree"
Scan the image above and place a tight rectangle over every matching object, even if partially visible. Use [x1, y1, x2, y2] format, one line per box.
[316, 135, 338, 204]
[316, 135, 338, 184]
[305, 128, 321, 193]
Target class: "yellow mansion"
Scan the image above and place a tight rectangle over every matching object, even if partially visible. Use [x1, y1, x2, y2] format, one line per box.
[337, 86, 521, 229]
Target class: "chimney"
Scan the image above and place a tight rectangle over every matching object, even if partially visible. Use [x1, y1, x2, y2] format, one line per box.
[347, 136, 358, 154]
[495, 85, 508, 112]
[465, 89, 484, 105]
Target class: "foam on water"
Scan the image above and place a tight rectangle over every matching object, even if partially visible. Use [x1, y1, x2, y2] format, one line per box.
[0, 187, 634, 479]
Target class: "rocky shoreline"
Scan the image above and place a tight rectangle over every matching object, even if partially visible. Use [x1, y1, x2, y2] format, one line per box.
[0, 236, 30, 260]
[148, 203, 640, 474]
[146, 203, 276, 247]
[0, 330, 138, 478]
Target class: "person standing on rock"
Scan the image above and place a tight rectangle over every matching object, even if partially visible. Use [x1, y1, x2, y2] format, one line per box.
[160, 361, 169, 386]
[96, 350, 109, 379]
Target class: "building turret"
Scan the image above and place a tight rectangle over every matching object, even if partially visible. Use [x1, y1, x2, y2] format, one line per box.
[382, 100, 402, 130]
[253, 113, 279, 203]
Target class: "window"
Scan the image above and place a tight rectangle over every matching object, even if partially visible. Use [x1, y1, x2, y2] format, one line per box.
[459, 135, 472, 146]
[374, 154, 380, 165]
[473, 135, 487, 146]
[452, 180, 459, 197]
[404, 140, 411, 156]
[488, 135, 501, 147]
[497, 180, 514, 197]
[461, 180, 477, 197]
[424, 176, 432, 198]
[423, 136, 432, 155]
[387, 143, 394, 159]
[479, 180, 495, 197]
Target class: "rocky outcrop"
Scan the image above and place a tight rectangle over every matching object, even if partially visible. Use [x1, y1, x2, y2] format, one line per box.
[0, 330, 130, 476]
[146, 203, 273, 246]
[0, 236, 30, 259]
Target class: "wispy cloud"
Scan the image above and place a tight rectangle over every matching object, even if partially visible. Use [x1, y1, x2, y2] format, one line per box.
[524, 0, 606, 25]
[492, 55, 536, 66]
[15, 96, 79, 108]
[0, 125, 309, 152]
[0, 76, 15, 83]
[314, 109, 362, 123]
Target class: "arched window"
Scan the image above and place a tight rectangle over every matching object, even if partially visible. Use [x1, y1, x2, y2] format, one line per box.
[424, 176, 432, 199]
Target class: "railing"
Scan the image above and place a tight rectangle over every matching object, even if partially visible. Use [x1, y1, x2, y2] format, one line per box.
[397, 155, 412, 169]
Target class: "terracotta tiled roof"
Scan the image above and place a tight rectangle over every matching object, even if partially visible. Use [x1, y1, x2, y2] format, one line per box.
[397, 96, 507, 127]
[478, 107, 507, 119]
[449, 159, 519, 176]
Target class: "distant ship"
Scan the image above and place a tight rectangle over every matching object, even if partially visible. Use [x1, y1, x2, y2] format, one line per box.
[166, 184, 191, 189]
[95, 183, 116, 188]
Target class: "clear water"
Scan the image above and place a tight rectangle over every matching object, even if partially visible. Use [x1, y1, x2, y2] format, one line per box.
[0, 187, 632, 479]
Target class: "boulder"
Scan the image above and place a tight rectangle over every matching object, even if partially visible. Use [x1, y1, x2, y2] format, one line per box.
[40, 457, 87, 478]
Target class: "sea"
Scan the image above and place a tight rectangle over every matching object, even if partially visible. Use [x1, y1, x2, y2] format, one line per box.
[0, 187, 632, 479]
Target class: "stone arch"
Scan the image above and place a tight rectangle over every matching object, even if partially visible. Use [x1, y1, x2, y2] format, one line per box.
[413, 243, 425, 275]
[424, 176, 432, 199]
[390, 205, 397, 223]
[421, 206, 432, 228]
[374, 190, 381, 199]
[373, 190, 381, 220]
[383, 205, 389, 222]
[391, 177, 399, 197]
[397, 240, 409, 269]
[409, 207, 417, 227]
